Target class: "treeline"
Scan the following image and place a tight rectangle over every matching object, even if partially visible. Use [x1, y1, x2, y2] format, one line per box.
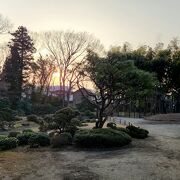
[109, 40, 180, 115]
[0, 14, 180, 119]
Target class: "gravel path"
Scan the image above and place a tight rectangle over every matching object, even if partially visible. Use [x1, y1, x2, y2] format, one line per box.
[0, 117, 180, 180]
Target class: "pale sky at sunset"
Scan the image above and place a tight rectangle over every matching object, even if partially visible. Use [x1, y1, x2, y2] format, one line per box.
[0, 0, 180, 48]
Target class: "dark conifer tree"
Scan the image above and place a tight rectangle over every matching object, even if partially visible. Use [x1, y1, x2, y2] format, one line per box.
[3, 26, 36, 107]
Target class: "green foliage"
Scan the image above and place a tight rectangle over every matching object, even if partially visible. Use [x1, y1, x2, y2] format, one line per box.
[51, 133, 72, 148]
[82, 110, 96, 119]
[74, 128, 131, 148]
[28, 133, 50, 148]
[8, 131, 21, 138]
[16, 100, 32, 115]
[0, 137, 18, 150]
[107, 122, 116, 129]
[3, 26, 36, 107]
[22, 129, 34, 133]
[65, 125, 78, 137]
[54, 107, 80, 131]
[0, 98, 10, 109]
[79, 50, 155, 127]
[27, 114, 39, 123]
[82, 119, 96, 123]
[126, 125, 149, 139]
[0, 108, 17, 122]
[17, 132, 36, 145]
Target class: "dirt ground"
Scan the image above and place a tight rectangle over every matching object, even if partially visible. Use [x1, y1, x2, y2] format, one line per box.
[0, 117, 180, 180]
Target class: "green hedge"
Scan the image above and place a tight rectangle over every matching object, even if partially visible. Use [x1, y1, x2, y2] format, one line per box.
[17, 132, 36, 145]
[28, 133, 50, 148]
[126, 125, 149, 139]
[0, 137, 18, 150]
[74, 128, 131, 148]
[115, 125, 149, 139]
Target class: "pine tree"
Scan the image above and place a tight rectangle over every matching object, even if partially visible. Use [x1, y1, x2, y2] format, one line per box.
[3, 26, 36, 106]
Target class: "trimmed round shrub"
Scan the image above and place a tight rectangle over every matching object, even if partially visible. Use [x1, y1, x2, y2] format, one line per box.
[51, 133, 72, 148]
[126, 125, 149, 139]
[0, 137, 18, 150]
[107, 122, 116, 129]
[17, 132, 36, 145]
[74, 128, 131, 148]
[28, 133, 50, 148]
[22, 129, 34, 133]
[8, 131, 21, 138]
[27, 114, 39, 123]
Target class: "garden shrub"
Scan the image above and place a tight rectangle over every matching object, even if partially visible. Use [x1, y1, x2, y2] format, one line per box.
[27, 114, 39, 123]
[65, 125, 78, 137]
[71, 118, 81, 126]
[74, 128, 131, 148]
[16, 100, 32, 115]
[126, 125, 149, 139]
[22, 129, 34, 133]
[54, 107, 80, 130]
[107, 122, 116, 129]
[0, 137, 18, 150]
[43, 114, 54, 123]
[83, 110, 96, 119]
[17, 132, 36, 145]
[82, 119, 96, 123]
[0, 108, 17, 122]
[51, 132, 72, 148]
[28, 133, 50, 148]
[8, 131, 21, 138]
[0, 135, 7, 139]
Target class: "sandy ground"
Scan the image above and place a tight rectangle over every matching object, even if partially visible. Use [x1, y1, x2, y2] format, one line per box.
[0, 117, 180, 180]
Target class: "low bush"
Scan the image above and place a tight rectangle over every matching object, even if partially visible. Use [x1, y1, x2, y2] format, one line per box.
[27, 114, 39, 123]
[107, 122, 116, 129]
[28, 133, 50, 148]
[82, 119, 96, 123]
[74, 128, 131, 148]
[22, 129, 34, 133]
[71, 118, 82, 126]
[65, 125, 78, 137]
[8, 131, 21, 138]
[17, 132, 36, 145]
[0, 135, 7, 139]
[126, 125, 149, 139]
[51, 133, 72, 148]
[0, 137, 18, 150]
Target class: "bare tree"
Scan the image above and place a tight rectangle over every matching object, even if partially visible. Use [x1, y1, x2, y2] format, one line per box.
[32, 54, 56, 103]
[41, 30, 103, 106]
[0, 14, 12, 34]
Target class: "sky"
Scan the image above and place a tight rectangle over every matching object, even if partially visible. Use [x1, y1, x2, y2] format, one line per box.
[0, 0, 180, 48]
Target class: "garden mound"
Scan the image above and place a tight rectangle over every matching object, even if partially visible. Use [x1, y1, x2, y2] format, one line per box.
[74, 128, 132, 148]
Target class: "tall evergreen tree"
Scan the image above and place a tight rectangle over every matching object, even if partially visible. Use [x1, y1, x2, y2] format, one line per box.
[3, 26, 36, 106]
